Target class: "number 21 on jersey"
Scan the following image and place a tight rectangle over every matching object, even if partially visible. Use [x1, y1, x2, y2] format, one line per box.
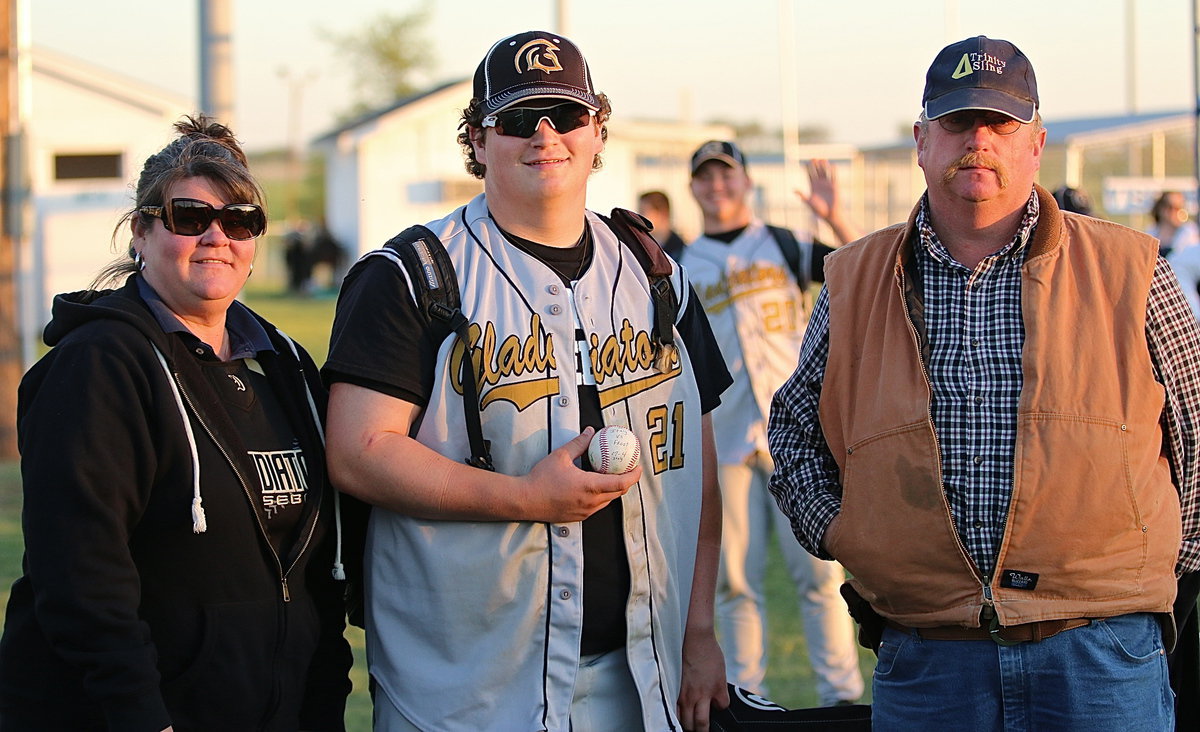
[646, 402, 686, 474]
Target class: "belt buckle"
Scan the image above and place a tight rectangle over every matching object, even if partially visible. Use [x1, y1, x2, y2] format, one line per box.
[987, 613, 1023, 646]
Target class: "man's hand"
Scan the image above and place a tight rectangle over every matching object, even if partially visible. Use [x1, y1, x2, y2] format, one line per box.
[677, 626, 729, 732]
[519, 427, 642, 524]
[796, 159, 858, 245]
[820, 511, 843, 556]
[798, 158, 839, 222]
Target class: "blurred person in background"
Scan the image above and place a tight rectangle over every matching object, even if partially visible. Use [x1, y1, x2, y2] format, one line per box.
[638, 189, 687, 259]
[1150, 190, 1200, 258]
[1166, 241, 1200, 322]
[0, 116, 352, 731]
[682, 140, 864, 706]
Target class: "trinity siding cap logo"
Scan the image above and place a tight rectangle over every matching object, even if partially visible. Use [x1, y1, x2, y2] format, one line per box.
[690, 140, 747, 176]
[474, 30, 600, 115]
[922, 35, 1039, 123]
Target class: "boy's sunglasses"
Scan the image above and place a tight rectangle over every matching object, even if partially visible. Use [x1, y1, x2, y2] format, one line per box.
[936, 111, 1023, 136]
[139, 198, 267, 240]
[481, 102, 595, 139]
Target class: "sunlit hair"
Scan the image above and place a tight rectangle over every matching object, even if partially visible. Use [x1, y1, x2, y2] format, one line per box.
[92, 114, 264, 289]
[456, 93, 612, 179]
[638, 190, 671, 214]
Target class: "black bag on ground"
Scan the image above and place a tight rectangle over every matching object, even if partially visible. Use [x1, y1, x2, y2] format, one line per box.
[711, 684, 871, 731]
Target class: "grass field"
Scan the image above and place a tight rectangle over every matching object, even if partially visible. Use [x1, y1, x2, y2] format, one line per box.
[0, 286, 875, 728]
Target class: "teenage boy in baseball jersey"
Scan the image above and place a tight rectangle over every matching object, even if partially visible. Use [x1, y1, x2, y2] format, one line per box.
[324, 31, 732, 732]
[681, 141, 864, 705]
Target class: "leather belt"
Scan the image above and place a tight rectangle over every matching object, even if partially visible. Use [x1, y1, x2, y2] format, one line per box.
[887, 617, 1091, 644]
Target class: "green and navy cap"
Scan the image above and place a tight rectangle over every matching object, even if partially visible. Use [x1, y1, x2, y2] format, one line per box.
[923, 36, 1038, 123]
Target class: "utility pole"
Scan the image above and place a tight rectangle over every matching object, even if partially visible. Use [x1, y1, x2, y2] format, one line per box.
[0, 0, 27, 456]
[1126, 0, 1138, 114]
[278, 67, 315, 224]
[554, 0, 570, 35]
[1194, 0, 1200, 193]
[198, 0, 235, 125]
[778, 0, 801, 229]
[0, 0, 25, 458]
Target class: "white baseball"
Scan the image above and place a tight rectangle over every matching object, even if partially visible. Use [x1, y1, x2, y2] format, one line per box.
[588, 426, 641, 474]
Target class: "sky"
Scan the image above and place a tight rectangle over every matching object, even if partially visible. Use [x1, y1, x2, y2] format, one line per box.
[29, 0, 1197, 152]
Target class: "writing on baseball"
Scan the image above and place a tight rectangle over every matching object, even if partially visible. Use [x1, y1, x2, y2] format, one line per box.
[588, 426, 642, 474]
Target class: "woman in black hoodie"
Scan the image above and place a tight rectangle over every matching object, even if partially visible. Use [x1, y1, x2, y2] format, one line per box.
[0, 116, 352, 731]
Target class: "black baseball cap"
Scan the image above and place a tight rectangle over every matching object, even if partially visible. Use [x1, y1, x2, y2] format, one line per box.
[922, 36, 1038, 123]
[473, 31, 600, 115]
[690, 140, 747, 176]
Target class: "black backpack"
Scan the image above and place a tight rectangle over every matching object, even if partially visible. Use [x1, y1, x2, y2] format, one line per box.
[767, 224, 811, 291]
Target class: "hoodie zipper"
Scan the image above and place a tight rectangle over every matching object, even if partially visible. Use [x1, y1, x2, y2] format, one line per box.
[174, 377, 322, 603]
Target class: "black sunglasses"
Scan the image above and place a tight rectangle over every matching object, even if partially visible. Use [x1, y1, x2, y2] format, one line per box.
[139, 198, 267, 240]
[937, 111, 1023, 136]
[481, 102, 595, 139]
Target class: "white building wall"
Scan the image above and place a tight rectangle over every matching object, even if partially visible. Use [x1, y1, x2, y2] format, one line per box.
[25, 49, 191, 332]
[322, 142, 361, 260]
[320, 85, 733, 257]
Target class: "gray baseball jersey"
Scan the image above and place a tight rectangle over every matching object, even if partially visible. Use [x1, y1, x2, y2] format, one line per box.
[359, 194, 708, 731]
[683, 220, 811, 465]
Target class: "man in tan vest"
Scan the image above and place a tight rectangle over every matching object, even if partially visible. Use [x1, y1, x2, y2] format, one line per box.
[767, 35, 1200, 730]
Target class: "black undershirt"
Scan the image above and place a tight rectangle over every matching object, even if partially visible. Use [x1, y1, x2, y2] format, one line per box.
[498, 226, 629, 655]
[702, 225, 835, 283]
[708, 225, 748, 243]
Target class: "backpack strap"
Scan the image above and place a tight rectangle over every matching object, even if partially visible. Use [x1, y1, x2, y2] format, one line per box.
[382, 225, 494, 472]
[767, 224, 811, 291]
[600, 208, 679, 372]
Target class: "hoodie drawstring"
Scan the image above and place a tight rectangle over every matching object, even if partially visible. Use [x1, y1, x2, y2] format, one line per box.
[151, 343, 207, 533]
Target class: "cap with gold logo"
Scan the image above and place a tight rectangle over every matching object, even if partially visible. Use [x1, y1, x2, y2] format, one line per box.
[922, 36, 1038, 123]
[474, 31, 600, 115]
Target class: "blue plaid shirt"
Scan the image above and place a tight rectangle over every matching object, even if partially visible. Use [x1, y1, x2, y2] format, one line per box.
[769, 192, 1200, 577]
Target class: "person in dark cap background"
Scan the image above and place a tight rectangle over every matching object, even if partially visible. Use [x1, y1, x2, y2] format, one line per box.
[768, 35, 1200, 729]
[324, 30, 731, 731]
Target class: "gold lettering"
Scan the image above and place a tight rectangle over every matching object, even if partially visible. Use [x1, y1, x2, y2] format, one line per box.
[447, 314, 560, 411]
[497, 333, 523, 376]
[591, 318, 668, 386]
[701, 263, 793, 313]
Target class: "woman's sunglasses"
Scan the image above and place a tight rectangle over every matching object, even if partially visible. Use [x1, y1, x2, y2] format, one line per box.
[139, 198, 267, 240]
[481, 102, 595, 139]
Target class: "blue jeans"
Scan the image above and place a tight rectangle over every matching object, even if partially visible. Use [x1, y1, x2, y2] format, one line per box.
[873, 613, 1174, 731]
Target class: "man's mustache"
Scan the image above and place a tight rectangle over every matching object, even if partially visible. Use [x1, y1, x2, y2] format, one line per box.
[942, 152, 1009, 189]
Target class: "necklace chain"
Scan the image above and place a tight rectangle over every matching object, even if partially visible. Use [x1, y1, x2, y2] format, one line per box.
[571, 229, 591, 283]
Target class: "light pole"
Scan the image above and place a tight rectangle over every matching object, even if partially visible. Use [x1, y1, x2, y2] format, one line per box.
[198, 0, 235, 125]
[278, 67, 316, 225]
